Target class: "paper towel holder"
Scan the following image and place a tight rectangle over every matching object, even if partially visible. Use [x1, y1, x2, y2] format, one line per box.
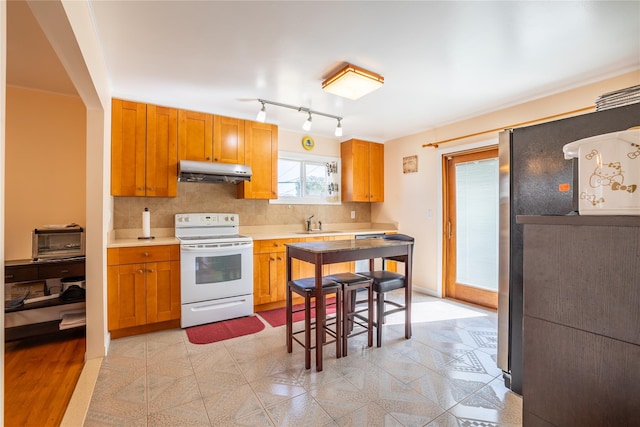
[138, 207, 155, 240]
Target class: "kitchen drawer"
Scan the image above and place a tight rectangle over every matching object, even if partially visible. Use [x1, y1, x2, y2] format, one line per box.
[255, 239, 298, 254]
[38, 261, 85, 279]
[5, 265, 38, 283]
[108, 245, 179, 265]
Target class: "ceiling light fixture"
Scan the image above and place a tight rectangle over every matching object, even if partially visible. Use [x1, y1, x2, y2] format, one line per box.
[302, 112, 312, 131]
[256, 101, 266, 122]
[322, 64, 384, 100]
[256, 99, 343, 137]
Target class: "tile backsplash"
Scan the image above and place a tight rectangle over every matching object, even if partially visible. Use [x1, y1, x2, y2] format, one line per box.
[114, 182, 371, 229]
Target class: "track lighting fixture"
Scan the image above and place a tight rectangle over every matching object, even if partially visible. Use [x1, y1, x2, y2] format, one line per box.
[255, 99, 343, 137]
[302, 112, 312, 131]
[256, 101, 266, 123]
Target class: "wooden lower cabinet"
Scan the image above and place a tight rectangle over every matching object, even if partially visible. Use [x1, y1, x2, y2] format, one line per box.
[253, 239, 292, 306]
[107, 245, 180, 337]
[253, 236, 355, 310]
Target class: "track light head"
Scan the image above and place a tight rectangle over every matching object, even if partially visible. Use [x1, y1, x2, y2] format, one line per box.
[256, 102, 266, 123]
[302, 112, 312, 131]
[335, 119, 343, 137]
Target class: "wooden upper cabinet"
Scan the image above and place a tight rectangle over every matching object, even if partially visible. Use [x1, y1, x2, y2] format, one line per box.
[341, 139, 384, 202]
[146, 105, 178, 197]
[177, 110, 214, 162]
[213, 115, 245, 164]
[111, 99, 147, 196]
[111, 99, 178, 197]
[238, 121, 278, 199]
[368, 141, 384, 202]
[177, 112, 245, 165]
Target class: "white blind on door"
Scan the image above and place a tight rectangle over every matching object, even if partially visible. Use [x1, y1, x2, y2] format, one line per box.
[455, 158, 499, 291]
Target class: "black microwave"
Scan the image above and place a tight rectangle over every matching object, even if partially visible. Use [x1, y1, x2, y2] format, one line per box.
[32, 225, 85, 260]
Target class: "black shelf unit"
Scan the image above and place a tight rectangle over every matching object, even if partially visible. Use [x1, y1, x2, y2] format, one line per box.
[5, 257, 86, 341]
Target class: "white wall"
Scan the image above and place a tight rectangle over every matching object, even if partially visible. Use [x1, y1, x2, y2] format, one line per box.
[374, 70, 640, 296]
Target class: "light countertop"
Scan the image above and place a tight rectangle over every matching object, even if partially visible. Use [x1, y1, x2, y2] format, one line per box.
[107, 223, 398, 248]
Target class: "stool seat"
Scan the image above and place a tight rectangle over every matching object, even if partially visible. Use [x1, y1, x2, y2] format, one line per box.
[286, 277, 342, 370]
[289, 277, 340, 292]
[357, 271, 405, 293]
[326, 273, 373, 356]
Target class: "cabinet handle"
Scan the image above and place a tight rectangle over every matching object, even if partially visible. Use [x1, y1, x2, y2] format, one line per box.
[148, 269, 154, 273]
[214, 158, 218, 161]
[138, 187, 144, 191]
[6, 274, 14, 279]
[277, 257, 282, 261]
[269, 257, 275, 261]
[144, 252, 149, 257]
[61, 269, 69, 273]
[206, 157, 211, 160]
[138, 269, 144, 274]
[148, 187, 154, 191]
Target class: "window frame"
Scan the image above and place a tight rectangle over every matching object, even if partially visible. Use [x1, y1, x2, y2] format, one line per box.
[270, 151, 341, 205]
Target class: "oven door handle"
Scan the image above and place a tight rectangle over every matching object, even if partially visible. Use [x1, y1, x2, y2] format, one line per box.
[180, 244, 252, 253]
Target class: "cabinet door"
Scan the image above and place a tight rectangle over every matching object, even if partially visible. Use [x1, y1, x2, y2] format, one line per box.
[254, 252, 288, 304]
[368, 142, 384, 202]
[178, 110, 214, 162]
[213, 115, 245, 164]
[107, 263, 147, 330]
[238, 121, 278, 199]
[146, 105, 178, 197]
[145, 260, 181, 323]
[111, 99, 146, 196]
[341, 139, 370, 202]
[254, 253, 275, 304]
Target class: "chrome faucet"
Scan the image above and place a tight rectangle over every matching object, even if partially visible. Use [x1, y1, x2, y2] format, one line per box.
[306, 215, 314, 231]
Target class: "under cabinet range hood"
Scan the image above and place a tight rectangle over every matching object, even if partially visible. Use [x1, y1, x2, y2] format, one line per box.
[178, 160, 252, 184]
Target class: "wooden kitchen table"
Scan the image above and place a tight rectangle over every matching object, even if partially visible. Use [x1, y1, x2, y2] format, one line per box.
[285, 238, 413, 371]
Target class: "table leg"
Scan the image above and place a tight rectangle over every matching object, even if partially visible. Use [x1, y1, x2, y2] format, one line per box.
[286, 248, 292, 352]
[405, 245, 412, 339]
[314, 254, 324, 372]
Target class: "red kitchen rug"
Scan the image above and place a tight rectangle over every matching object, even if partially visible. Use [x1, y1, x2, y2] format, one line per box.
[257, 298, 337, 328]
[186, 315, 265, 345]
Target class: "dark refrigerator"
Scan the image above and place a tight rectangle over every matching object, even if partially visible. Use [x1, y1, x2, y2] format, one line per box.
[497, 101, 640, 395]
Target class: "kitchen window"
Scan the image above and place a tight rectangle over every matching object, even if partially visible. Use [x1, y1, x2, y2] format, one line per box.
[271, 152, 340, 205]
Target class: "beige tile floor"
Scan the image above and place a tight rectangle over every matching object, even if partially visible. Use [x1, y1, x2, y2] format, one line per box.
[85, 292, 522, 426]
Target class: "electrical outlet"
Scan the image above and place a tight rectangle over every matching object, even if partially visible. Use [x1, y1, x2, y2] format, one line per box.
[351, 210, 356, 219]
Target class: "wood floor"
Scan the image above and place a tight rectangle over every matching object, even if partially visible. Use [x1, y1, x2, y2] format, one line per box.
[4, 328, 86, 427]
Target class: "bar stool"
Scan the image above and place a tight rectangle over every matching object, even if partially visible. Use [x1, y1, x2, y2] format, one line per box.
[326, 273, 373, 356]
[286, 277, 342, 369]
[357, 234, 414, 347]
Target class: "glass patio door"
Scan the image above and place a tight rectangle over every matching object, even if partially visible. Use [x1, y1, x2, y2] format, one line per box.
[444, 148, 499, 309]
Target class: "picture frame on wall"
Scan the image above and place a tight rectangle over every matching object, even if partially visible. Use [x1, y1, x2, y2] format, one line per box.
[403, 155, 418, 173]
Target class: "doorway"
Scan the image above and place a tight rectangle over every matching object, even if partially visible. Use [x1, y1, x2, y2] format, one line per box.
[443, 147, 499, 309]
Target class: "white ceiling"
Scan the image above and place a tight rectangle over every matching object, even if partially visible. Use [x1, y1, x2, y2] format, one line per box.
[8, 1, 640, 142]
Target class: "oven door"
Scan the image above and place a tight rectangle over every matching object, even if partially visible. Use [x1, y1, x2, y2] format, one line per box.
[180, 241, 253, 304]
